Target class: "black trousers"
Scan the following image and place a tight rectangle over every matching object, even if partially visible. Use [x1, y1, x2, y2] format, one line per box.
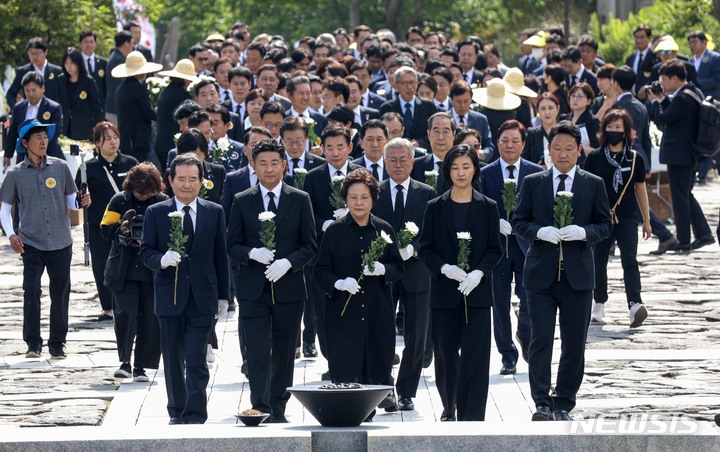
[593, 221, 642, 307]
[89, 226, 113, 311]
[309, 268, 329, 360]
[157, 292, 213, 423]
[231, 262, 248, 360]
[22, 245, 72, 348]
[491, 237, 528, 366]
[526, 272, 592, 412]
[239, 289, 303, 418]
[432, 304, 491, 421]
[301, 266, 317, 345]
[667, 164, 712, 245]
[111, 280, 160, 368]
[394, 283, 430, 398]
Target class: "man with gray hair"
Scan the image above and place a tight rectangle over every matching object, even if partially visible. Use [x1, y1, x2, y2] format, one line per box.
[379, 66, 438, 149]
[371, 137, 437, 412]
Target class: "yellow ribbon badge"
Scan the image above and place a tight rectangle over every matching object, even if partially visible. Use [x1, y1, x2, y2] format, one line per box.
[48, 72, 54, 80]
[98, 69, 104, 77]
[79, 91, 87, 100]
[204, 180, 214, 190]
[46, 177, 56, 188]
[42, 111, 51, 120]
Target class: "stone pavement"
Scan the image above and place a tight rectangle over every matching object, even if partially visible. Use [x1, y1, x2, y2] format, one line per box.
[0, 177, 719, 435]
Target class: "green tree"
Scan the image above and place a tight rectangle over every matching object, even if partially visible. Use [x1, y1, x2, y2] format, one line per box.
[0, 0, 116, 74]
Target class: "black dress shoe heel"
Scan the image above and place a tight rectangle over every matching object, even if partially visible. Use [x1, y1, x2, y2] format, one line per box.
[531, 406, 554, 421]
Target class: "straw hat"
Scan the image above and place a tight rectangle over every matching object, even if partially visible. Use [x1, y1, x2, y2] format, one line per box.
[158, 59, 199, 82]
[523, 32, 546, 48]
[655, 36, 679, 52]
[503, 68, 538, 98]
[473, 79, 521, 111]
[206, 32, 225, 42]
[111, 51, 163, 78]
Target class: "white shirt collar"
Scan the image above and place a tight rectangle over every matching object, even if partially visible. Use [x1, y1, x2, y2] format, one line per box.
[364, 156, 383, 168]
[286, 152, 305, 163]
[291, 107, 309, 118]
[174, 197, 198, 213]
[573, 66, 585, 79]
[399, 96, 415, 111]
[500, 157, 520, 176]
[389, 177, 411, 192]
[328, 161, 349, 176]
[552, 165, 577, 181]
[616, 92, 631, 101]
[33, 62, 47, 74]
[259, 181, 282, 200]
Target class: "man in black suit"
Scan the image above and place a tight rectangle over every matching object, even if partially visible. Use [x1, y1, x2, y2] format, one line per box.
[286, 75, 328, 138]
[302, 125, 362, 368]
[480, 120, 542, 374]
[449, 81, 494, 161]
[379, 67, 438, 149]
[352, 120, 389, 182]
[351, 60, 386, 110]
[561, 46, 599, 97]
[124, 21, 153, 62]
[458, 40, 484, 86]
[625, 24, 659, 96]
[227, 140, 316, 423]
[106, 31, 134, 124]
[648, 60, 715, 251]
[610, 66, 652, 165]
[113, 51, 162, 162]
[257, 65, 292, 110]
[372, 137, 437, 411]
[6, 37, 62, 109]
[140, 153, 230, 425]
[345, 75, 380, 126]
[3, 72, 64, 165]
[512, 121, 612, 422]
[79, 30, 108, 104]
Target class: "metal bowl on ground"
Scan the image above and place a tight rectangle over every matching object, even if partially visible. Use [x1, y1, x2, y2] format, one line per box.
[287, 383, 393, 427]
[235, 412, 270, 426]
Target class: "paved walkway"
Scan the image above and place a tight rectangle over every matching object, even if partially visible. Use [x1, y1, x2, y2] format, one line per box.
[0, 176, 718, 430]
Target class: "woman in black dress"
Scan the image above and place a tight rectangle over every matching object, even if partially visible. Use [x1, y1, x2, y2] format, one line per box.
[77, 122, 138, 321]
[560, 82, 600, 152]
[58, 47, 103, 140]
[582, 109, 651, 327]
[543, 64, 569, 115]
[314, 169, 403, 418]
[418, 144, 502, 422]
[522, 93, 560, 166]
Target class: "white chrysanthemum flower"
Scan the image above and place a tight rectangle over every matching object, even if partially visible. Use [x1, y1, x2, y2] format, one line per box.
[305, 118, 316, 126]
[377, 89, 386, 97]
[258, 211, 276, 222]
[405, 221, 419, 235]
[556, 191, 573, 198]
[174, 133, 181, 140]
[331, 175, 345, 183]
[216, 136, 230, 152]
[457, 231, 472, 241]
[294, 168, 308, 175]
[168, 211, 182, 218]
[503, 179, 516, 186]
[380, 230, 393, 244]
[424, 170, 438, 177]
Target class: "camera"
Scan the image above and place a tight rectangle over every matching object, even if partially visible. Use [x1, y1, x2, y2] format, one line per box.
[644, 81, 663, 95]
[118, 215, 144, 246]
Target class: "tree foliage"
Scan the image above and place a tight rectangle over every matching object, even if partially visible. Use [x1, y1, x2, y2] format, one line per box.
[0, 0, 116, 72]
[593, 0, 720, 65]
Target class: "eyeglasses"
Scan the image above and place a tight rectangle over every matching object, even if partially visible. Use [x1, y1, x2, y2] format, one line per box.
[264, 122, 282, 129]
[658, 50, 674, 55]
[430, 130, 452, 137]
[386, 157, 411, 165]
[396, 80, 418, 87]
[347, 195, 372, 203]
[570, 94, 587, 100]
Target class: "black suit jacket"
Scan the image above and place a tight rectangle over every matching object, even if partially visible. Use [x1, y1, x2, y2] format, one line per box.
[140, 197, 230, 316]
[105, 48, 125, 115]
[559, 110, 600, 151]
[135, 44, 153, 63]
[418, 189, 502, 308]
[511, 168, 612, 291]
[613, 94, 652, 166]
[410, 152, 483, 195]
[86, 55, 108, 103]
[155, 80, 192, 164]
[303, 162, 362, 238]
[164, 161, 226, 205]
[649, 83, 701, 168]
[567, 70, 599, 99]
[372, 179, 437, 292]
[57, 75, 103, 141]
[220, 166, 293, 218]
[625, 50, 659, 94]
[287, 151, 325, 175]
[116, 76, 156, 161]
[364, 91, 386, 110]
[379, 97, 437, 149]
[521, 126, 549, 165]
[227, 183, 317, 302]
[3, 96, 64, 160]
[352, 156, 389, 182]
[358, 106, 380, 125]
[6, 62, 63, 108]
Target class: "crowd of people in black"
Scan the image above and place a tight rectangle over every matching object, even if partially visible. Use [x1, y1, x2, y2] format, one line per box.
[2, 18, 720, 425]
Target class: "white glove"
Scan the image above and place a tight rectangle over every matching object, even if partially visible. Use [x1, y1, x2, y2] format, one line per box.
[363, 261, 385, 276]
[499, 219, 513, 236]
[334, 277, 361, 294]
[560, 225, 586, 241]
[333, 207, 349, 220]
[249, 247, 275, 265]
[265, 258, 292, 282]
[322, 219, 334, 232]
[399, 244, 414, 261]
[160, 250, 182, 268]
[215, 299, 229, 319]
[441, 264, 467, 282]
[458, 270, 484, 296]
[536, 226, 562, 244]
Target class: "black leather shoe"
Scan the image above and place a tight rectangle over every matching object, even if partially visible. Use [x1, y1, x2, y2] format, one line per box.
[169, 417, 183, 425]
[440, 409, 456, 421]
[554, 409, 571, 421]
[397, 396, 414, 411]
[266, 415, 288, 423]
[715, 413, 720, 427]
[649, 236, 679, 255]
[393, 353, 401, 365]
[364, 409, 376, 422]
[673, 243, 692, 253]
[227, 302, 236, 312]
[302, 341, 318, 358]
[531, 406, 554, 421]
[378, 391, 398, 412]
[321, 370, 331, 380]
[691, 235, 715, 250]
[500, 362, 517, 375]
[241, 360, 248, 377]
[295, 347, 301, 359]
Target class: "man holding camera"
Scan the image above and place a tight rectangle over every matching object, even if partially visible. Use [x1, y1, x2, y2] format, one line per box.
[0, 119, 91, 359]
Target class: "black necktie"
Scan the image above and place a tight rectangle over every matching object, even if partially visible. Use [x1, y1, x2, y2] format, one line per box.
[557, 174, 568, 194]
[571, 75, 577, 86]
[436, 103, 445, 112]
[223, 91, 230, 102]
[507, 165, 516, 179]
[87, 57, 93, 74]
[394, 185, 405, 226]
[291, 157, 300, 174]
[458, 116, 465, 125]
[182, 205, 194, 249]
[335, 170, 343, 177]
[436, 160, 443, 171]
[403, 102, 414, 134]
[371, 163, 380, 180]
[637, 51, 644, 72]
[235, 104, 242, 116]
[267, 191, 278, 213]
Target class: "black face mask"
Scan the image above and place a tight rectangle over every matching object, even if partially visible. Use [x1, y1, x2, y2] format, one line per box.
[606, 131, 625, 146]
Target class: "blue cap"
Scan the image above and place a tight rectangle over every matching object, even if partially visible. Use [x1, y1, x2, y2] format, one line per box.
[16, 118, 56, 154]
